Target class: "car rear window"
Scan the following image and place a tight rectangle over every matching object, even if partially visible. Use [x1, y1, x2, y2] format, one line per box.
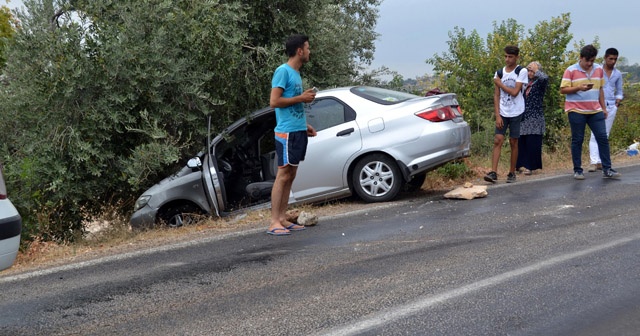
[350, 86, 418, 105]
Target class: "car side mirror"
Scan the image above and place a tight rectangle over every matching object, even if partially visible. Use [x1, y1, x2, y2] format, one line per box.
[187, 157, 202, 169]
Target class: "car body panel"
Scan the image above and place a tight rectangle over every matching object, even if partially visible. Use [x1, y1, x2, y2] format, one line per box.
[129, 165, 211, 229]
[293, 121, 362, 201]
[0, 164, 21, 271]
[130, 86, 471, 229]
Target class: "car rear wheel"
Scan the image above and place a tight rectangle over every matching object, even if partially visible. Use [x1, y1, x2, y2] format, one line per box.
[157, 204, 202, 228]
[352, 154, 403, 203]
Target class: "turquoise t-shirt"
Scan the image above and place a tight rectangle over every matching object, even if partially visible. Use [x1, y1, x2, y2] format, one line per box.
[271, 63, 307, 133]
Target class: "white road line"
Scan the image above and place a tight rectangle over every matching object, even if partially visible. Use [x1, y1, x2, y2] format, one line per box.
[317, 233, 640, 336]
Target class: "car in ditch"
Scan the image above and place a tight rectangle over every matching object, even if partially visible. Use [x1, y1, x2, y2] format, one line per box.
[130, 86, 471, 229]
[0, 162, 22, 271]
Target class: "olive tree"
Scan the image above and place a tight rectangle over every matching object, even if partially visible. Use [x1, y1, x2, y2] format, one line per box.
[0, 0, 380, 241]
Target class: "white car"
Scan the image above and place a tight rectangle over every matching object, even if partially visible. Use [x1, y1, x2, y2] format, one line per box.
[0, 163, 21, 271]
[131, 86, 471, 229]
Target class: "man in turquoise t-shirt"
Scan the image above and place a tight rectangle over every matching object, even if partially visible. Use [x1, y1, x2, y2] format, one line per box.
[267, 34, 317, 236]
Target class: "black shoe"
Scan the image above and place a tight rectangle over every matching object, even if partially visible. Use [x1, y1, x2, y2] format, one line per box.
[603, 168, 621, 179]
[506, 172, 516, 183]
[484, 171, 497, 183]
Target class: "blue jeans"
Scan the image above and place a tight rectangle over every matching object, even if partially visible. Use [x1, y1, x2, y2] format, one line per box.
[568, 112, 610, 173]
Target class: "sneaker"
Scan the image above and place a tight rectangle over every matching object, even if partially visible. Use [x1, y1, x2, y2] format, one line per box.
[523, 169, 532, 175]
[506, 172, 516, 183]
[574, 171, 585, 180]
[484, 171, 497, 183]
[603, 168, 621, 179]
[588, 163, 603, 172]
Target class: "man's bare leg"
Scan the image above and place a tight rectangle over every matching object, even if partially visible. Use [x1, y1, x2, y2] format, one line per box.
[269, 165, 298, 231]
[491, 134, 505, 172]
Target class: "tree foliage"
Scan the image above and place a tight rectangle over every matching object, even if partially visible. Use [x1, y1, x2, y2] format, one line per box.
[427, 13, 576, 153]
[0, 0, 380, 242]
[0, 4, 17, 69]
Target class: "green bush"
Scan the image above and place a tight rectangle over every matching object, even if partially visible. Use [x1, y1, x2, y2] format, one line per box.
[436, 161, 473, 180]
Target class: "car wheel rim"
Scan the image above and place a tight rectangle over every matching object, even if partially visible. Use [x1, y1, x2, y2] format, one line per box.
[168, 214, 186, 228]
[358, 161, 394, 197]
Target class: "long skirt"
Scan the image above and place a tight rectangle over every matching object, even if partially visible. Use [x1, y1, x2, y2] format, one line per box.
[516, 134, 543, 171]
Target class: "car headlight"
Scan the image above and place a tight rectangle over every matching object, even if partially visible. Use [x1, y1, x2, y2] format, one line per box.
[133, 195, 152, 212]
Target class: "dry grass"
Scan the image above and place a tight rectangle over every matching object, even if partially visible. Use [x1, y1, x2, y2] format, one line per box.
[5, 146, 638, 276]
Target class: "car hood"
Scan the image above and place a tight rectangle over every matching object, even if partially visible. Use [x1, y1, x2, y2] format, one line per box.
[144, 165, 199, 194]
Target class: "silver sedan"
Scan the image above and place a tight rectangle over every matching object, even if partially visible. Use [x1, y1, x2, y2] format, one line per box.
[130, 86, 471, 229]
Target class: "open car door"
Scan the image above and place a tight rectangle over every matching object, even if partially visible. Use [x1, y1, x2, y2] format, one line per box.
[201, 116, 225, 216]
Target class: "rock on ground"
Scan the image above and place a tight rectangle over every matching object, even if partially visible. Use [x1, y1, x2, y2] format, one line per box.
[444, 184, 488, 200]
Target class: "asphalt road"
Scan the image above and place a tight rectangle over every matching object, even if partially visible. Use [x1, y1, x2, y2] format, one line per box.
[1, 165, 639, 335]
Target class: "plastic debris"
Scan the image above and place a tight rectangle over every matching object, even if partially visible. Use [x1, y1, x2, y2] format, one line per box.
[626, 142, 639, 156]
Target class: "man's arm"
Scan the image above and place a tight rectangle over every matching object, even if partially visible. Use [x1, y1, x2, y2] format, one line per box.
[599, 86, 608, 118]
[615, 72, 624, 106]
[560, 84, 591, 94]
[270, 87, 316, 108]
[493, 76, 525, 97]
[493, 85, 503, 129]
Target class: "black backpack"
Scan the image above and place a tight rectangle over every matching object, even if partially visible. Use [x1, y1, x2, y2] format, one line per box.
[497, 65, 523, 79]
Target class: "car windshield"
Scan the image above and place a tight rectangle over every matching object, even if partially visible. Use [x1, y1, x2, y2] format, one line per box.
[350, 86, 418, 105]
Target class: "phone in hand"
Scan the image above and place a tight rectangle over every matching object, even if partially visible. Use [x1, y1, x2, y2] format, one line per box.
[586, 83, 594, 89]
[312, 87, 319, 93]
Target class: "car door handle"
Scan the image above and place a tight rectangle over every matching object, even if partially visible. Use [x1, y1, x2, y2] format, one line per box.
[336, 128, 355, 137]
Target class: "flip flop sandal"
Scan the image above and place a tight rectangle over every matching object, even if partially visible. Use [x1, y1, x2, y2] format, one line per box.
[285, 223, 306, 231]
[266, 227, 291, 236]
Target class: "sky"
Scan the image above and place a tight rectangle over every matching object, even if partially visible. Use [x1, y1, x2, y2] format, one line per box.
[5, 0, 640, 79]
[371, 0, 640, 78]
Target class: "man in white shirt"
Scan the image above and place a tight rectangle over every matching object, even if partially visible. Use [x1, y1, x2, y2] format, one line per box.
[485, 45, 528, 183]
[588, 47, 624, 172]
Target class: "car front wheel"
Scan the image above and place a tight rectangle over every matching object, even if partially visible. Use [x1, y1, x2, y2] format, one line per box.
[157, 204, 202, 228]
[352, 154, 403, 203]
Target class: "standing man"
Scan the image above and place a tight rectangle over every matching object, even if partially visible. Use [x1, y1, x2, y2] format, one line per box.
[588, 48, 624, 172]
[267, 34, 317, 236]
[560, 44, 620, 180]
[485, 45, 528, 183]
[517, 61, 549, 175]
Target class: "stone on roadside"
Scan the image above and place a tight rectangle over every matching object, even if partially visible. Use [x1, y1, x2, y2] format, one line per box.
[444, 184, 488, 200]
[285, 209, 300, 223]
[297, 211, 318, 226]
[285, 209, 318, 226]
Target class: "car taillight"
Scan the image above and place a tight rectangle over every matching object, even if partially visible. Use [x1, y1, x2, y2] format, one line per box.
[415, 106, 457, 122]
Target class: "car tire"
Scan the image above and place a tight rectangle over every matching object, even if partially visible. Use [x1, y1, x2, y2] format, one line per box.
[403, 172, 427, 192]
[157, 204, 202, 228]
[352, 153, 403, 203]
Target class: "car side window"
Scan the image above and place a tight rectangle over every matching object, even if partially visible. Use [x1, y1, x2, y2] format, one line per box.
[305, 98, 355, 132]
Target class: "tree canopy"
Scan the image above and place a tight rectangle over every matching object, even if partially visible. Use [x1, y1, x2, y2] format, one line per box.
[0, 0, 381, 241]
[427, 13, 579, 152]
[0, 4, 16, 69]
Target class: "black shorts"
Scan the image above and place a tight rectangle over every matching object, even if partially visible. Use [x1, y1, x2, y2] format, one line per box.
[495, 114, 522, 138]
[275, 130, 308, 167]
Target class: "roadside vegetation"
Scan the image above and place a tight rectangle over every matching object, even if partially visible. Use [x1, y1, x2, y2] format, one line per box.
[0, 2, 638, 270]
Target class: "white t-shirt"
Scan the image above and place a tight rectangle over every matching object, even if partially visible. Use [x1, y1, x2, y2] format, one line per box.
[494, 66, 528, 117]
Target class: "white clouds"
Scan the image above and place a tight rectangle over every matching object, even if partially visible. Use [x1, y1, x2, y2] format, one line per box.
[372, 0, 640, 78]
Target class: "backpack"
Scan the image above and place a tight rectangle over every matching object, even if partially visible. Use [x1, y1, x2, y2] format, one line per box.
[497, 65, 523, 79]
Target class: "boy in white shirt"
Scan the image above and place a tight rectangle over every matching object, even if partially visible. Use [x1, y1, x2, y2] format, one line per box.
[485, 45, 528, 183]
